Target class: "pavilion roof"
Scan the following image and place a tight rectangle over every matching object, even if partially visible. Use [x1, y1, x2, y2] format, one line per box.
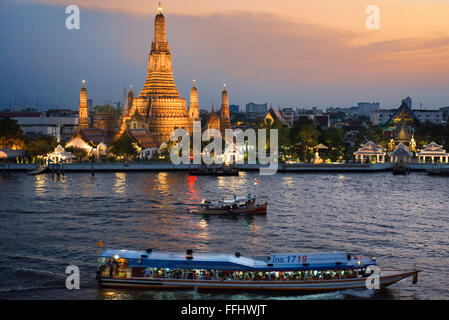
[354, 141, 385, 155]
[418, 141, 448, 156]
[389, 143, 412, 157]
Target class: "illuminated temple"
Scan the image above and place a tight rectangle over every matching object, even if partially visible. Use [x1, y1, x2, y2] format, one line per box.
[118, 5, 193, 144]
[77, 4, 233, 146]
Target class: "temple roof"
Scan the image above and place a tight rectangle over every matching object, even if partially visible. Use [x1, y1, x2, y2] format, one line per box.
[265, 108, 290, 127]
[78, 128, 108, 147]
[129, 129, 158, 149]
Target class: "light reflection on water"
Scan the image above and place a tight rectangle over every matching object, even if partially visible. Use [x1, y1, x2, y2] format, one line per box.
[0, 171, 447, 300]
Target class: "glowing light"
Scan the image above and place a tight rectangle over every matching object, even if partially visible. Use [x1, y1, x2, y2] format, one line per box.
[114, 255, 119, 259]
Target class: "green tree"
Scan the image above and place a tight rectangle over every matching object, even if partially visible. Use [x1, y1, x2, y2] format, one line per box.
[298, 124, 320, 162]
[65, 146, 88, 160]
[25, 135, 58, 157]
[321, 127, 345, 162]
[0, 118, 26, 149]
[109, 133, 138, 160]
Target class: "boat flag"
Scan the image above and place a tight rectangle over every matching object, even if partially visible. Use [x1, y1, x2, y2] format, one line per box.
[96, 240, 104, 247]
[254, 178, 260, 185]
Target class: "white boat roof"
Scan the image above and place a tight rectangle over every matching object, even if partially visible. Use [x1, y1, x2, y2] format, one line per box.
[99, 249, 374, 270]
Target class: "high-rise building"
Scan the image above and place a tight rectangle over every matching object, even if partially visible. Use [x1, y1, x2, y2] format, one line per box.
[229, 104, 240, 113]
[245, 102, 268, 120]
[402, 97, 412, 109]
[356, 102, 380, 117]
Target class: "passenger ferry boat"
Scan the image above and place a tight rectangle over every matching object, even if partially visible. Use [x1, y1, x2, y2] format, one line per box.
[97, 249, 420, 292]
[188, 195, 268, 215]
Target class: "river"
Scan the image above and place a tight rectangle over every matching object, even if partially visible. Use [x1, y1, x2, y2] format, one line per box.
[0, 171, 447, 299]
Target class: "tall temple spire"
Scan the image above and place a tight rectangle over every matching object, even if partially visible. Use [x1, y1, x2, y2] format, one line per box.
[125, 85, 133, 116]
[189, 79, 199, 121]
[128, 5, 192, 144]
[154, 3, 166, 43]
[78, 80, 89, 130]
[140, 2, 178, 97]
[220, 83, 231, 135]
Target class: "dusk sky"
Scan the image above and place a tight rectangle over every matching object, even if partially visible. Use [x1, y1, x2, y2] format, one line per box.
[1, 0, 449, 111]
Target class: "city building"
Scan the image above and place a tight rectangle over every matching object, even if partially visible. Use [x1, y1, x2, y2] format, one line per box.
[0, 110, 78, 142]
[371, 99, 444, 126]
[279, 108, 294, 127]
[229, 104, 240, 113]
[402, 96, 412, 109]
[245, 102, 268, 120]
[356, 102, 380, 117]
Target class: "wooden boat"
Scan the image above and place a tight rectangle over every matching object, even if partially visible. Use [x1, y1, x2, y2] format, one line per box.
[188, 165, 239, 176]
[426, 167, 449, 176]
[27, 165, 48, 175]
[188, 196, 268, 215]
[392, 164, 409, 175]
[97, 249, 421, 293]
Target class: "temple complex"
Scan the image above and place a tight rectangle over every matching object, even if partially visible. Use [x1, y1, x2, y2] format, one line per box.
[118, 4, 192, 144]
[77, 80, 90, 131]
[79, 4, 234, 146]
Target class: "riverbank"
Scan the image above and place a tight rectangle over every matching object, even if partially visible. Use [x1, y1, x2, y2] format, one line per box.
[3, 162, 449, 173]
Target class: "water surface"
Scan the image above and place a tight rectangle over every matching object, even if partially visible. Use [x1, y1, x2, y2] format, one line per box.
[0, 171, 447, 299]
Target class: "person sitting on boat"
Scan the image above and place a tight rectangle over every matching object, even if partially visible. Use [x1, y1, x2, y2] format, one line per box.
[143, 267, 152, 278]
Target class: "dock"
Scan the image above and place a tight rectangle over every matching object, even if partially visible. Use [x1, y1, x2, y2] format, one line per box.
[3, 162, 448, 174]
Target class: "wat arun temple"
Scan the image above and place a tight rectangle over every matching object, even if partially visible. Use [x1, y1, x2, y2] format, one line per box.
[73, 4, 231, 148]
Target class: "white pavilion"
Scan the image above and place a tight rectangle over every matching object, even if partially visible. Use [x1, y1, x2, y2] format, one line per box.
[389, 142, 412, 164]
[354, 141, 386, 163]
[45, 145, 76, 164]
[417, 142, 449, 163]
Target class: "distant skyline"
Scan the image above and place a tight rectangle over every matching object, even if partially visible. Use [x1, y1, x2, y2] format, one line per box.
[1, 0, 448, 111]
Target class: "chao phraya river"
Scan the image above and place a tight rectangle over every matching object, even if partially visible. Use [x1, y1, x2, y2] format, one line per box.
[0, 171, 447, 299]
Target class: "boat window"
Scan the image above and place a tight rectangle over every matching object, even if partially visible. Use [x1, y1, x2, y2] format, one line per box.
[104, 267, 358, 281]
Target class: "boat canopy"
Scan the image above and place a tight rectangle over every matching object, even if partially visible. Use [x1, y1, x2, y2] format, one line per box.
[99, 249, 376, 271]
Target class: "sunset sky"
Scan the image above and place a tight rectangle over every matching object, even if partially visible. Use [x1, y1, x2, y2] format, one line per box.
[1, 0, 448, 110]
